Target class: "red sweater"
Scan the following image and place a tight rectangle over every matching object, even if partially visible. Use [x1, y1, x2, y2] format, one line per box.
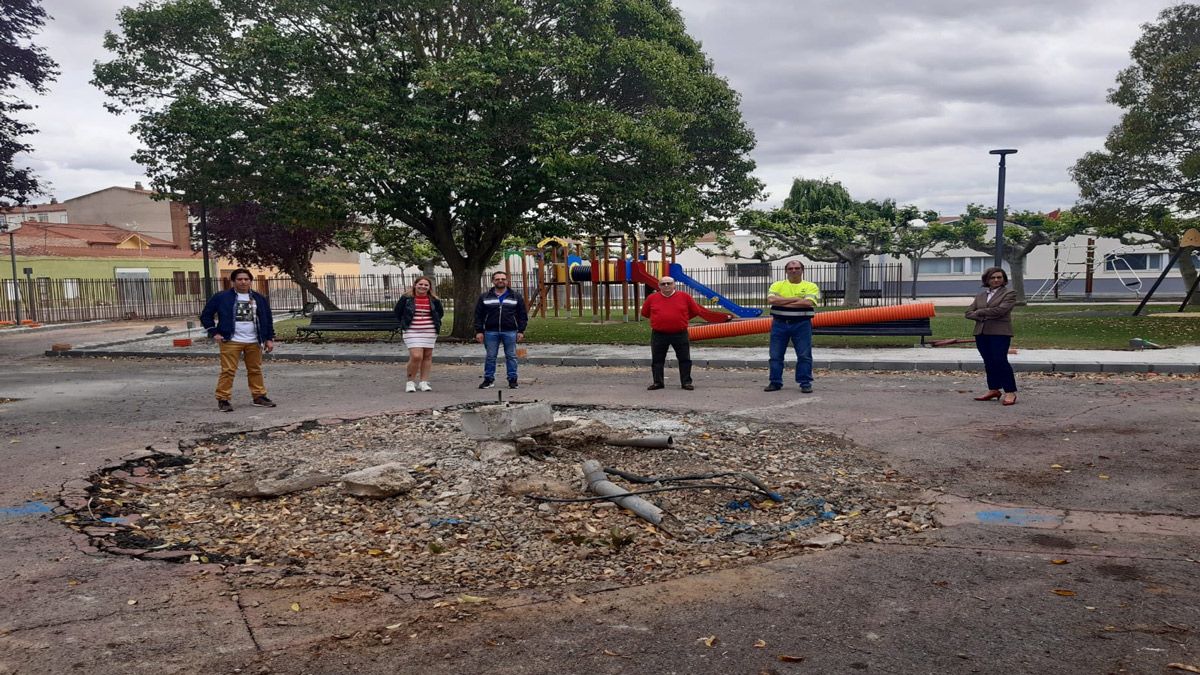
[641, 290, 702, 333]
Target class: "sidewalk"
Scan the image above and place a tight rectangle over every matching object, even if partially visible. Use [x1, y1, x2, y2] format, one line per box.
[46, 327, 1200, 374]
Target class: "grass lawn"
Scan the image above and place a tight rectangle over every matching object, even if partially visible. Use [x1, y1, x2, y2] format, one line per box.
[274, 303, 1200, 350]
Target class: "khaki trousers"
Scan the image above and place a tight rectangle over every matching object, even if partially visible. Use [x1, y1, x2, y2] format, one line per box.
[216, 341, 267, 401]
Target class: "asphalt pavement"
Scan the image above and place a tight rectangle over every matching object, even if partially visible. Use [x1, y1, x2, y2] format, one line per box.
[0, 319, 1197, 674]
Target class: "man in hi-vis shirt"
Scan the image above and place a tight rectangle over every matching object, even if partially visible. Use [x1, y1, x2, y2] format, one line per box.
[200, 268, 276, 412]
[764, 260, 820, 393]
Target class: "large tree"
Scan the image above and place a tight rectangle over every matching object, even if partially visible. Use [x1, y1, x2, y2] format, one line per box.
[941, 205, 1083, 303]
[204, 203, 347, 310]
[890, 219, 955, 300]
[1071, 4, 1200, 302]
[735, 178, 933, 306]
[93, 0, 761, 336]
[1, 0, 58, 207]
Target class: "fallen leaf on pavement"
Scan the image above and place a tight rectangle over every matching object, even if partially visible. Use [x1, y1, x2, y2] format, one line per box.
[778, 655, 805, 662]
[567, 594, 586, 604]
[1050, 559, 1069, 565]
[697, 635, 717, 647]
[126, 599, 137, 605]
[603, 649, 622, 657]
[1052, 589, 1076, 597]
[1167, 664, 1200, 673]
[754, 639, 767, 648]
[290, 602, 301, 612]
[458, 594, 489, 604]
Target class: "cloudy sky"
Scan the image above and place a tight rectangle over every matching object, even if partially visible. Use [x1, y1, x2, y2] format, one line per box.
[13, 0, 1181, 215]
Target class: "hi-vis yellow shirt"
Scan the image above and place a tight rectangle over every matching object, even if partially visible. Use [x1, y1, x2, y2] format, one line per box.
[768, 279, 820, 319]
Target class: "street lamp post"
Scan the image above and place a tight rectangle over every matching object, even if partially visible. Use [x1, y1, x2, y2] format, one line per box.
[2, 222, 21, 324]
[989, 149, 1017, 269]
[199, 202, 213, 297]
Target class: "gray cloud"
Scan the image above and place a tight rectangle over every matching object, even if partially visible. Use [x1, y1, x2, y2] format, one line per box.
[13, 0, 1179, 215]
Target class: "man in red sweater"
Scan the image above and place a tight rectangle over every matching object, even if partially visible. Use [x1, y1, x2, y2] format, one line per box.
[640, 276, 703, 390]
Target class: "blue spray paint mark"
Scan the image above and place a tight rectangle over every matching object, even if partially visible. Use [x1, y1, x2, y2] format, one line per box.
[975, 508, 1061, 526]
[0, 501, 53, 518]
[100, 515, 137, 525]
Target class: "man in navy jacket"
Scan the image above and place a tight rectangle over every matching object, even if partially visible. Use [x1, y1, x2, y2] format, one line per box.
[473, 270, 528, 389]
[200, 268, 276, 412]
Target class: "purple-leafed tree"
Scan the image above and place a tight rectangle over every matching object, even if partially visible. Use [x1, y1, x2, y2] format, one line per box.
[1, 0, 59, 206]
[202, 202, 346, 310]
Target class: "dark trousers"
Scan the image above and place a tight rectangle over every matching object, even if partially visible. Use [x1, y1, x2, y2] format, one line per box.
[650, 330, 692, 386]
[976, 334, 1017, 393]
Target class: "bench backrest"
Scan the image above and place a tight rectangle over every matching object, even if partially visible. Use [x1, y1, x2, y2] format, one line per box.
[308, 310, 399, 325]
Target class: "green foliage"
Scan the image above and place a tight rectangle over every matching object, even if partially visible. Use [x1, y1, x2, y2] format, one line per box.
[732, 178, 939, 305]
[940, 204, 1084, 302]
[1072, 4, 1200, 226]
[93, 0, 763, 336]
[1070, 4, 1200, 300]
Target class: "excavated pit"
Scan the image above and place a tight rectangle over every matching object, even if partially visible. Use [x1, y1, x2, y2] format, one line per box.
[60, 404, 934, 595]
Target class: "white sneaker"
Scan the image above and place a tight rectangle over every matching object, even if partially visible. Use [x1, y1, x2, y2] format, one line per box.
[418, 381, 432, 392]
[405, 381, 417, 393]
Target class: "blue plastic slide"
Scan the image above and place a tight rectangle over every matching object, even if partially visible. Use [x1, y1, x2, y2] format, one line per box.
[667, 263, 763, 318]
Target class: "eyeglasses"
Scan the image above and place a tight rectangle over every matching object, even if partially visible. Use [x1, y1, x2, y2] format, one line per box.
[660, 282, 674, 285]
[988, 275, 1005, 280]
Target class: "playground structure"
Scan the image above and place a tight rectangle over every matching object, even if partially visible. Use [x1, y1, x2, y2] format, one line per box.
[511, 235, 763, 324]
[1030, 240, 1145, 301]
[687, 302, 937, 341]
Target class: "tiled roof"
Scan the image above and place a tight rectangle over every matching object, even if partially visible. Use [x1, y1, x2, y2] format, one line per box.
[0, 203, 66, 214]
[9, 221, 178, 247]
[0, 243, 200, 259]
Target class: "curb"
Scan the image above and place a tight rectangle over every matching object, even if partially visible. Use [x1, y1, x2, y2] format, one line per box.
[42, 349, 1200, 374]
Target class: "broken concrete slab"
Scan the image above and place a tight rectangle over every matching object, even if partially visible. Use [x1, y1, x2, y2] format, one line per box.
[340, 463, 416, 498]
[460, 402, 554, 440]
[800, 532, 845, 548]
[221, 472, 334, 498]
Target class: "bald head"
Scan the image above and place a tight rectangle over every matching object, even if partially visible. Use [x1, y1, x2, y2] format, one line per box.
[658, 276, 676, 295]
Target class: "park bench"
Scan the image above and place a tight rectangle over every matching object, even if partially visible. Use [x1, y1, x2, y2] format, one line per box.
[284, 301, 317, 318]
[812, 318, 933, 345]
[295, 310, 401, 341]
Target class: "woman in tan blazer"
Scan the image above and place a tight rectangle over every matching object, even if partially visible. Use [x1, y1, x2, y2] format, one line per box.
[966, 266, 1018, 405]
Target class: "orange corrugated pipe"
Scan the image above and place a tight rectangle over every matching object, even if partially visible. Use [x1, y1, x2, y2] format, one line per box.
[688, 303, 936, 341]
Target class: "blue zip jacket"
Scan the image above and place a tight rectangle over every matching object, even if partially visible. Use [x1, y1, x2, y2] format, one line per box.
[200, 289, 275, 343]
[473, 288, 528, 333]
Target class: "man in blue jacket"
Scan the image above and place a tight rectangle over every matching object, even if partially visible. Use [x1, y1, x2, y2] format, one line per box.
[473, 270, 528, 389]
[200, 269, 276, 412]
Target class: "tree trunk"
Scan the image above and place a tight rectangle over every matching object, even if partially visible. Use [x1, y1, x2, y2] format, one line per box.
[844, 255, 866, 306]
[1006, 255, 1028, 305]
[292, 275, 339, 310]
[909, 258, 921, 300]
[450, 262, 487, 339]
[1178, 250, 1200, 306]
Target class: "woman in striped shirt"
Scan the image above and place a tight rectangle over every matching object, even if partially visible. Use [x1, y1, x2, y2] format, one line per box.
[393, 276, 444, 392]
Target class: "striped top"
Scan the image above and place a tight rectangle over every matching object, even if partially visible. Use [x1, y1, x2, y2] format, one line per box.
[410, 296, 436, 334]
[767, 279, 821, 320]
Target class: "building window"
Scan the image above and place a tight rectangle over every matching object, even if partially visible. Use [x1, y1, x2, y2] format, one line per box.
[726, 262, 771, 277]
[324, 274, 337, 293]
[63, 278, 80, 300]
[172, 271, 187, 294]
[36, 213, 49, 222]
[382, 274, 392, 290]
[1106, 253, 1163, 271]
[364, 274, 377, 288]
[920, 256, 993, 274]
[188, 271, 201, 294]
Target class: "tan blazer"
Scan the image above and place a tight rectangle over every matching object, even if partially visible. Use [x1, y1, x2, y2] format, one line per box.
[966, 287, 1016, 336]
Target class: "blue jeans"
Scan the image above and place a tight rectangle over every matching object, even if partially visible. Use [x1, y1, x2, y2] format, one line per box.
[768, 319, 813, 387]
[483, 330, 519, 381]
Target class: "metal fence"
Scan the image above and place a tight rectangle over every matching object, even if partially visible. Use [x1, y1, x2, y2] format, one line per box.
[0, 262, 902, 325]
